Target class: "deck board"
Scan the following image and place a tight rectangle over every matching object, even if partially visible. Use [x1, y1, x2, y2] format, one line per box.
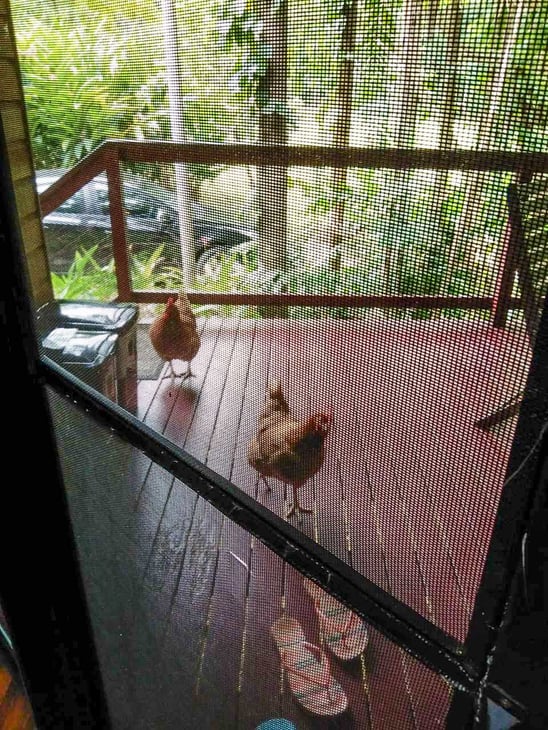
[134, 317, 245, 727]
[54, 316, 528, 729]
[238, 318, 303, 728]
[192, 319, 257, 727]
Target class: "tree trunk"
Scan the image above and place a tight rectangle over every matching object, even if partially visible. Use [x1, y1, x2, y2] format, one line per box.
[445, 0, 525, 296]
[161, 0, 195, 289]
[386, 0, 422, 297]
[435, 0, 462, 299]
[330, 0, 358, 272]
[258, 0, 288, 316]
[437, 1, 462, 151]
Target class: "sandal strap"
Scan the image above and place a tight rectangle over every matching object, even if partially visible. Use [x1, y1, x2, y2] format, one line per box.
[325, 615, 362, 652]
[315, 597, 361, 652]
[280, 647, 334, 699]
[277, 636, 322, 657]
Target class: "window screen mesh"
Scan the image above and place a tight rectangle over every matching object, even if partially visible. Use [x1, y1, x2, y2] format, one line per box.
[48, 388, 456, 729]
[9, 0, 548, 726]
[139, 311, 529, 644]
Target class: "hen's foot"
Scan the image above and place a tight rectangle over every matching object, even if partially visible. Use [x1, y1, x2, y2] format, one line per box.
[167, 366, 195, 381]
[180, 366, 195, 381]
[286, 504, 313, 521]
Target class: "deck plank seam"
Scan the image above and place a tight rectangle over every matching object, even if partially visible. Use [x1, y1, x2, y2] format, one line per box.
[158, 315, 244, 651]
[192, 315, 257, 706]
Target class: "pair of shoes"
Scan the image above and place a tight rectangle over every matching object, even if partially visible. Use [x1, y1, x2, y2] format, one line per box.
[270, 580, 368, 717]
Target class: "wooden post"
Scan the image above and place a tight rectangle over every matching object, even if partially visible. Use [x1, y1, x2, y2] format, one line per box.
[258, 0, 288, 317]
[105, 150, 132, 302]
[330, 0, 358, 272]
[0, 0, 53, 305]
[492, 169, 533, 329]
[492, 218, 517, 328]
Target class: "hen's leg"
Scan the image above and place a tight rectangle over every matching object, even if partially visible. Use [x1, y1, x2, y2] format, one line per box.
[286, 484, 313, 520]
[160, 360, 177, 387]
[261, 476, 272, 494]
[180, 361, 195, 381]
[295, 485, 313, 518]
[163, 361, 183, 383]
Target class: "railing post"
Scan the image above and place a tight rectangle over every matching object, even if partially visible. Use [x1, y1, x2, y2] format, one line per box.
[492, 170, 532, 329]
[105, 149, 132, 302]
[492, 218, 517, 329]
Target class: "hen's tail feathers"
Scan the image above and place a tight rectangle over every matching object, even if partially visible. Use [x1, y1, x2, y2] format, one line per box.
[266, 378, 290, 414]
[268, 378, 282, 396]
[175, 293, 197, 326]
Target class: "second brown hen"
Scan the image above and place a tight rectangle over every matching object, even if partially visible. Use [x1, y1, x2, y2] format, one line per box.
[149, 293, 200, 384]
[248, 379, 332, 520]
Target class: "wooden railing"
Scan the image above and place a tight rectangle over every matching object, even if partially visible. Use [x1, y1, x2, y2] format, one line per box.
[38, 139, 548, 321]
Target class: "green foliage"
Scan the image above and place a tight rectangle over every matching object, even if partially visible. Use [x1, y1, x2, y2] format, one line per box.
[219, 0, 272, 113]
[184, 240, 281, 318]
[16, 4, 166, 169]
[13, 0, 249, 173]
[288, 258, 369, 320]
[50, 246, 117, 300]
[51, 244, 176, 301]
[13, 0, 548, 320]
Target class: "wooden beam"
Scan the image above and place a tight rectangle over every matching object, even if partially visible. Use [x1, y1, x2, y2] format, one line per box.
[492, 220, 518, 329]
[108, 139, 548, 173]
[38, 146, 108, 215]
[37, 140, 548, 221]
[129, 291, 522, 309]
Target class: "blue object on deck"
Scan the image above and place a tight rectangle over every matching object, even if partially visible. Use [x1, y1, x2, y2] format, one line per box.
[256, 720, 297, 730]
[487, 699, 520, 729]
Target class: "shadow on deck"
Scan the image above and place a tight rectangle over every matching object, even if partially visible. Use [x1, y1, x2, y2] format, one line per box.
[50, 315, 530, 729]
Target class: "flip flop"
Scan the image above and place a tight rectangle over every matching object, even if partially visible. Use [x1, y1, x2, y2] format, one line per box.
[270, 615, 348, 717]
[304, 578, 368, 661]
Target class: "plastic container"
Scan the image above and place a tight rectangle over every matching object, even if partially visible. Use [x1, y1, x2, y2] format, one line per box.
[41, 327, 118, 404]
[36, 300, 138, 413]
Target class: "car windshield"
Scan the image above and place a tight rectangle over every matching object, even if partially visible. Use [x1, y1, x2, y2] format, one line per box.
[37, 169, 178, 209]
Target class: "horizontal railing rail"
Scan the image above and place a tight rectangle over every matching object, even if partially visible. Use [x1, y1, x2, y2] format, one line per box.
[38, 139, 548, 317]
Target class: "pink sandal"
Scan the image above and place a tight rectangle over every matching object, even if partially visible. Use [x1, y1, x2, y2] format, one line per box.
[271, 615, 347, 716]
[304, 578, 368, 661]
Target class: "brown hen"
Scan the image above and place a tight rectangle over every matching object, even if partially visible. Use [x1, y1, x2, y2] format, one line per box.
[149, 293, 200, 384]
[248, 379, 332, 520]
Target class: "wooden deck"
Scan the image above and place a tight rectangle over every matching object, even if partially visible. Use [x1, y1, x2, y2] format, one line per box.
[53, 316, 530, 730]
